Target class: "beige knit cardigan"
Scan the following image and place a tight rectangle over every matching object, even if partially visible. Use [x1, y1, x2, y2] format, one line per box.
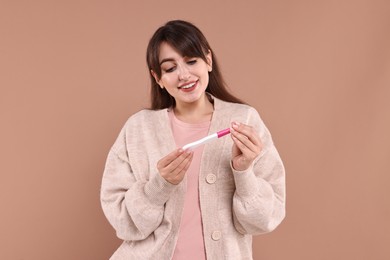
[100, 96, 286, 259]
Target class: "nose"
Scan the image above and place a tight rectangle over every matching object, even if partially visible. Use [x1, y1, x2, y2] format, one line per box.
[178, 64, 190, 81]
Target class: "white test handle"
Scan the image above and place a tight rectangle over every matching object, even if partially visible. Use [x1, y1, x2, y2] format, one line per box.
[182, 133, 218, 151]
[181, 128, 231, 151]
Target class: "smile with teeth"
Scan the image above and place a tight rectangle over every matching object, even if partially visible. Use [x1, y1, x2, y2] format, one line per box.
[179, 81, 197, 89]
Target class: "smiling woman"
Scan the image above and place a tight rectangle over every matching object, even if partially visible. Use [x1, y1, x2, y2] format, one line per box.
[146, 20, 244, 111]
[151, 42, 213, 116]
[100, 20, 286, 260]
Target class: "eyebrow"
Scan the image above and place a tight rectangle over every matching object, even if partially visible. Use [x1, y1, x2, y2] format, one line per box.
[159, 58, 175, 66]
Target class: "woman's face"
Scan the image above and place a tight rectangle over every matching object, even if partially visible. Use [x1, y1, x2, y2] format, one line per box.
[152, 42, 212, 107]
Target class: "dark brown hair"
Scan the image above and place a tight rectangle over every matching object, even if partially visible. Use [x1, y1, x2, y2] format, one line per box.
[146, 20, 245, 109]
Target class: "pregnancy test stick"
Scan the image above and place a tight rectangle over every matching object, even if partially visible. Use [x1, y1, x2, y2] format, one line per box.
[182, 128, 231, 151]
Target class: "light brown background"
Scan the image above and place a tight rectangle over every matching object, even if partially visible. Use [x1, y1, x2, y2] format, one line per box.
[1, 0, 389, 259]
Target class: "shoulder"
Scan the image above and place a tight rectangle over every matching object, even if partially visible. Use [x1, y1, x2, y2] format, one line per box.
[110, 109, 167, 153]
[214, 97, 259, 118]
[122, 109, 166, 129]
[126, 109, 162, 122]
[213, 96, 266, 133]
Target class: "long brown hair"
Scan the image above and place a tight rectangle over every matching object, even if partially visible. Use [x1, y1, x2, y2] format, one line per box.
[146, 20, 245, 109]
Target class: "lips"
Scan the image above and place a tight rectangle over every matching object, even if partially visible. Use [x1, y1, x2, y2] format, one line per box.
[178, 80, 198, 92]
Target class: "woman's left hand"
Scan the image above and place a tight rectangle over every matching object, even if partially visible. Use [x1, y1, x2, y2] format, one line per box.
[230, 122, 263, 171]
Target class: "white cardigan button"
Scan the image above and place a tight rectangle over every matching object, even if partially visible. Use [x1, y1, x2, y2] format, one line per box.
[206, 174, 216, 184]
[211, 230, 221, 241]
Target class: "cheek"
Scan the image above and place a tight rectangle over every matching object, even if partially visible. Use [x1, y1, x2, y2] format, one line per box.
[197, 65, 210, 78]
[200, 69, 210, 83]
[160, 74, 177, 86]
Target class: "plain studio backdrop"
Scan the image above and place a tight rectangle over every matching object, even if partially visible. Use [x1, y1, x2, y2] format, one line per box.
[1, 0, 389, 259]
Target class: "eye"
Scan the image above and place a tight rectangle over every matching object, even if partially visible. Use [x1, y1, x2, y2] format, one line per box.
[164, 66, 176, 73]
[187, 59, 197, 65]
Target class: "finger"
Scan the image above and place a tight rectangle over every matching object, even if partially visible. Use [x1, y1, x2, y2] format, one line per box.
[231, 134, 257, 158]
[173, 151, 194, 177]
[158, 148, 185, 168]
[231, 126, 259, 154]
[231, 122, 262, 147]
[231, 122, 261, 146]
[164, 150, 192, 173]
[169, 152, 193, 184]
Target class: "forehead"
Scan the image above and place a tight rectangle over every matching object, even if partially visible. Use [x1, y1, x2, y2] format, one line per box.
[158, 42, 183, 61]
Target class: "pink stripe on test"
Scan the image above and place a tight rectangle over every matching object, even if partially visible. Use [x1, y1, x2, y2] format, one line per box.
[217, 128, 231, 138]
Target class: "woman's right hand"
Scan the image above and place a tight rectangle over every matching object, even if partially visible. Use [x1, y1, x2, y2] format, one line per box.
[157, 149, 193, 185]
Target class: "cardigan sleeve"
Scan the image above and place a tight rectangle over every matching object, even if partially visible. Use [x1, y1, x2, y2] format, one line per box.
[231, 107, 286, 235]
[100, 132, 177, 241]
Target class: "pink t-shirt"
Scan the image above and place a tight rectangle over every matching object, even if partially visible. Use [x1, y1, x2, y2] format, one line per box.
[169, 110, 210, 260]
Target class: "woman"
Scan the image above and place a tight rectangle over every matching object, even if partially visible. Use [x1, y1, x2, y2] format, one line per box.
[101, 20, 285, 259]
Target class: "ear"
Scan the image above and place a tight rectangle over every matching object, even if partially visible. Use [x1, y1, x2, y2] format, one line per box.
[151, 70, 164, 89]
[206, 50, 213, 72]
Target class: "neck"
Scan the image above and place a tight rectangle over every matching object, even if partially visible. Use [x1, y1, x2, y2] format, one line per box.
[174, 94, 214, 123]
